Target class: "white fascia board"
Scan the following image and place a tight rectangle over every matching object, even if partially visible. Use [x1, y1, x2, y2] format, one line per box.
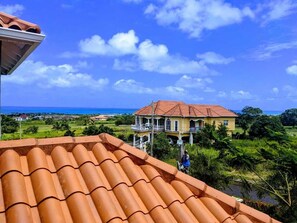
[0, 27, 45, 43]
[0, 27, 45, 75]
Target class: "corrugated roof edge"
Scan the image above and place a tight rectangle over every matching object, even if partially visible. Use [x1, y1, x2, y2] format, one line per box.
[0, 133, 281, 223]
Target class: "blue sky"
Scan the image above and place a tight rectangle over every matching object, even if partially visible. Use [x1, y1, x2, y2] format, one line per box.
[1, 0, 297, 111]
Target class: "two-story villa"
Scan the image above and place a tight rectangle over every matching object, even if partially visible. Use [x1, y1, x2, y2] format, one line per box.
[131, 100, 237, 149]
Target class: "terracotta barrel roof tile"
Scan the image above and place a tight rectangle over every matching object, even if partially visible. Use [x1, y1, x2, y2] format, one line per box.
[30, 169, 58, 203]
[0, 150, 22, 176]
[0, 133, 281, 223]
[66, 193, 97, 223]
[38, 198, 67, 223]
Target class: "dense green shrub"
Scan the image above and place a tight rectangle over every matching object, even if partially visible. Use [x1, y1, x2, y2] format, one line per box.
[249, 115, 287, 142]
[82, 124, 114, 136]
[23, 125, 38, 134]
[2, 115, 19, 133]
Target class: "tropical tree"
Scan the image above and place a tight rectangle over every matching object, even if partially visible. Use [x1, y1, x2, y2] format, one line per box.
[236, 106, 263, 135]
[82, 124, 114, 136]
[75, 115, 94, 126]
[243, 144, 297, 222]
[280, 108, 297, 127]
[190, 148, 232, 190]
[64, 129, 76, 137]
[194, 123, 217, 148]
[113, 114, 135, 126]
[23, 125, 38, 134]
[52, 120, 70, 131]
[152, 132, 171, 160]
[248, 115, 287, 141]
[2, 115, 18, 133]
[45, 118, 54, 125]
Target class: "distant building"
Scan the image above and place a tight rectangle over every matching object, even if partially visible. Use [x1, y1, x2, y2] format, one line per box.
[14, 114, 29, 121]
[131, 100, 237, 148]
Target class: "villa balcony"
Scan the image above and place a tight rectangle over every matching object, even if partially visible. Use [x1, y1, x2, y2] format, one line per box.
[131, 124, 165, 132]
[189, 127, 201, 133]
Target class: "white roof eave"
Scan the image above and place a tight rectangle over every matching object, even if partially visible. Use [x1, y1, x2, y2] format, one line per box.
[0, 27, 45, 75]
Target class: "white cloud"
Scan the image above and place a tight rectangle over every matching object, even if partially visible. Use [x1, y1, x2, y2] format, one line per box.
[259, 0, 297, 24]
[145, 0, 254, 38]
[283, 85, 297, 98]
[286, 65, 297, 75]
[113, 79, 153, 94]
[3, 60, 109, 90]
[113, 79, 187, 97]
[79, 30, 138, 56]
[165, 86, 187, 97]
[113, 59, 138, 72]
[138, 40, 168, 60]
[145, 4, 157, 14]
[196, 52, 234, 64]
[77, 30, 226, 76]
[251, 41, 297, 60]
[217, 91, 227, 98]
[0, 4, 24, 16]
[217, 90, 255, 100]
[175, 75, 212, 89]
[115, 38, 213, 75]
[230, 90, 254, 100]
[272, 87, 279, 94]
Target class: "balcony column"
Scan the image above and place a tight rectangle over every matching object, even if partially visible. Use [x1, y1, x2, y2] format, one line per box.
[147, 133, 150, 143]
[140, 136, 143, 150]
[189, 133, 193, 145]
[133, 134, 136, 147]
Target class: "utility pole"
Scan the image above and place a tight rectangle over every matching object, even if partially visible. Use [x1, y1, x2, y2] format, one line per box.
[150, 101, 154, 156]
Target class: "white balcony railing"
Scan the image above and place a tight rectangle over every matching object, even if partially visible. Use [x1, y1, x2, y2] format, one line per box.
[131, 124, 165, 132]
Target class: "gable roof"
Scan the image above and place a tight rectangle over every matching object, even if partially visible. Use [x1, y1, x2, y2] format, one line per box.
[135, 100, 237, 118]
[0, 12, 44, 75]
[0, 134, 279, 223]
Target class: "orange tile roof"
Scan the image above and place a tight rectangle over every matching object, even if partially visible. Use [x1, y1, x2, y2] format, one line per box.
[0, 134, 279, 223]
[0, 12, 41, 33]
[135, 100, 237, 118]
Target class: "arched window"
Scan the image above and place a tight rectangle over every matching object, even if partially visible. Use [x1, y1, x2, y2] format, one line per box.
[166, 118, 171, 131]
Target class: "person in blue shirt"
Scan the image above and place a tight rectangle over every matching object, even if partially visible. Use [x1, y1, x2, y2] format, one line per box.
[181, 150, 190, 174]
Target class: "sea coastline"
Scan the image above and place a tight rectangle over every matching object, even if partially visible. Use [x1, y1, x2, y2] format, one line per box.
[1, 106, 283, 116]
[1, 106, 138, 116]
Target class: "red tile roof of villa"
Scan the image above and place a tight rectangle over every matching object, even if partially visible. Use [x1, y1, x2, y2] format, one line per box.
[135, 100, 237, 118]
[0, 134, 280, 223]
[0, 12, 41, 33]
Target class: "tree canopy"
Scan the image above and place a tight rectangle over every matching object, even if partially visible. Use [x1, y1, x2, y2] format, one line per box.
[248, 115, 287, 141]
[236, 106, 263, 135]
[2, 115, 19, 133]
[280, 108, 297, 127]
[82, 124, 114, 136]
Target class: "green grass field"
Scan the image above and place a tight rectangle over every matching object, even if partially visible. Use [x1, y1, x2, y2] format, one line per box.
[2, 119, 134, 140]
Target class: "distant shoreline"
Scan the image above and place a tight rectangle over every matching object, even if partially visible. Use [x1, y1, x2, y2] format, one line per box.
[1, 106, 138, 115]
[1, 106, 283, 116]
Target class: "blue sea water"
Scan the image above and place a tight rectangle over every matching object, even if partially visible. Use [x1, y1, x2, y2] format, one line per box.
[1, 106, 283, 116]
[1, 106, 138, 115]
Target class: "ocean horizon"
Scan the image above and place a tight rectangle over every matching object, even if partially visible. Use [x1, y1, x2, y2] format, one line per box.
[1, 106, 138, 115]
[0, 106, 284, 116]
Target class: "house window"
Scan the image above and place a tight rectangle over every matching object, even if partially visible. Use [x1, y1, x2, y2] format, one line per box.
[174, 121, 178, 131]
[166, 119, 171, 131]
[223, 120, 228, 126]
